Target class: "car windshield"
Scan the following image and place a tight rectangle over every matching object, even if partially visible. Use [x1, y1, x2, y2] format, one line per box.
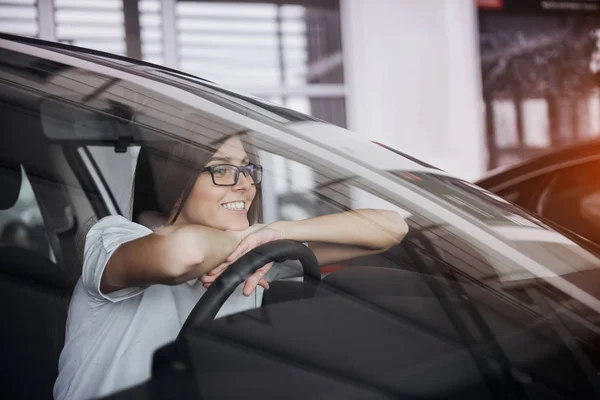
[3, 39, 600, 398]
[32, 41, 319, 126]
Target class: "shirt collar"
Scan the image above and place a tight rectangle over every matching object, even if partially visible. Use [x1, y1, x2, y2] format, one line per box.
[185, 279, 198, 287]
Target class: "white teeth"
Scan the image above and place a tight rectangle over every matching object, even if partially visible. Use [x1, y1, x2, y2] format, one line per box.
[222, 201, 245, 211]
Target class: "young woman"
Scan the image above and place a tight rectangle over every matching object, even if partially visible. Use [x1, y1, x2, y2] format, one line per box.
[53, 134, 409, 400]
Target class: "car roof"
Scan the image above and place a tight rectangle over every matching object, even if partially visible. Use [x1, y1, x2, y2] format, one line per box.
[0, 32, 214, 84]
[476, 137, 600, 191]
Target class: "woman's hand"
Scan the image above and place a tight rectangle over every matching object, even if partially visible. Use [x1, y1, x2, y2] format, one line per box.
[226, 224, 284, 262]
[200, 224, 285, 295]
[200, 260, 274, 295]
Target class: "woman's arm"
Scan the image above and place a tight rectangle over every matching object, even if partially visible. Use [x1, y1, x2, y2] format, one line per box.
[227, 209, 408, 266]
[276, 208, 407, 255]
[279, 209, 408, 266]
[101, 224, 250, 293]
[202, 209, 409, 294]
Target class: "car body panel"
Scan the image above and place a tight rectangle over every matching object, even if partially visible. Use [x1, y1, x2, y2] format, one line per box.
[477, 138, 600, 250]
[478, 139, 600, 193]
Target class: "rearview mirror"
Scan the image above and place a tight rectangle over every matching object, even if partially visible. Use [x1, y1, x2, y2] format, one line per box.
[40, 96, 140, 143]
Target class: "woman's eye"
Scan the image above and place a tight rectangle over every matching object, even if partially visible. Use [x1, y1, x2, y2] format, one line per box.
[213, 166, 228, 176]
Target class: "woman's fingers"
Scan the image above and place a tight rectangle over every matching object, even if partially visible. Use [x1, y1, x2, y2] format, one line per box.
[228, 228, 263, 262]
[200, 272, 222, 287]
[257, 278, 269, 290]
[200, 273, 218, 284]
[202, 262, 273, 293]
[242, 262, 273, 296]
[208, 262, 229, 276]
[201, 262, 230, 287]
[226, 239, 252, 262]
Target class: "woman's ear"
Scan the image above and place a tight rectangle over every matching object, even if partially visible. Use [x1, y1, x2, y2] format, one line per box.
[138, 211, 168, 230]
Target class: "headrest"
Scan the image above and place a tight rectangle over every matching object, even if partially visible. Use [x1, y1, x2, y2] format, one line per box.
[0, 163, 22, 210]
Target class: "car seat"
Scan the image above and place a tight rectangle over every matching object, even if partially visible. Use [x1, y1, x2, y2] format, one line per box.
[0, 161, 71, 400]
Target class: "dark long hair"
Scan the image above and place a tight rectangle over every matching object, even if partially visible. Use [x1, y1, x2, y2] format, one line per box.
[131, 134, 263, 228]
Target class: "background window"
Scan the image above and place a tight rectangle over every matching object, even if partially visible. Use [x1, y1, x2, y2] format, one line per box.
[0, 167, 54, 261]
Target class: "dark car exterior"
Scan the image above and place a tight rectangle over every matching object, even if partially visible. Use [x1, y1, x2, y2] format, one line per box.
[477, 139, 600, 247]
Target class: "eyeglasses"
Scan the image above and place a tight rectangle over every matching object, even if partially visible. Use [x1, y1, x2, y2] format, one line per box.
[202, 163, 263, 186]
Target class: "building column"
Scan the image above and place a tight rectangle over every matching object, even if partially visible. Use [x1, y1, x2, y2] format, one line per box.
[161, 0, 178, 68]
[37, 0, 56, 41]
[340, 0, 486, 180]
[123, 0, 142, 60]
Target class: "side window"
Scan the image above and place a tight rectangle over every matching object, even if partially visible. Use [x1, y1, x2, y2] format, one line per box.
[85, 145, 139, 216]
[0, 166, 54, 261]
[540, 161, 600, 244]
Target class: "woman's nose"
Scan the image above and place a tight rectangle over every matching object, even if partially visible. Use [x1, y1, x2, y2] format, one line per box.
[233, 172, 251, 191]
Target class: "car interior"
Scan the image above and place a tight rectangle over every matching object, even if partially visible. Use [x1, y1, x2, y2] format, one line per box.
[0, 87, 103, 399]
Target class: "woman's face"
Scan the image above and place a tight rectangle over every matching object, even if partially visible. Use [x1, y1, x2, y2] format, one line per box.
[174, 136, 257, 231]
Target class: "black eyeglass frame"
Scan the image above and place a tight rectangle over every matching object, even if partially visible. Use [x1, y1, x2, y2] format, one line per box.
[201, 163, 263, 186]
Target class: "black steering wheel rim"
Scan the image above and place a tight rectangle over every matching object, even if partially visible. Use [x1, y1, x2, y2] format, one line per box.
[178, 240, 321, 337]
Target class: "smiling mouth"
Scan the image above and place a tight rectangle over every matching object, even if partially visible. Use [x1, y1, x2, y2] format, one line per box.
[221, 201, 246, 211]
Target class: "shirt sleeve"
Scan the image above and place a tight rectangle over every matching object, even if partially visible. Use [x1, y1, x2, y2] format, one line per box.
[81, 215, 153, 303]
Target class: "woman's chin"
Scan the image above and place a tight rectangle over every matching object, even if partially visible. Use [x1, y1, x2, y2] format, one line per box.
[222, 218, 249, 231]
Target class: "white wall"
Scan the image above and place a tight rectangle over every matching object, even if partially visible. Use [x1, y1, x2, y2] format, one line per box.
[341, 0, 486, 181]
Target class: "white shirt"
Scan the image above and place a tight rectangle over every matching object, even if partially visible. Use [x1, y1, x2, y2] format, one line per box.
[53, 216, 263, 400]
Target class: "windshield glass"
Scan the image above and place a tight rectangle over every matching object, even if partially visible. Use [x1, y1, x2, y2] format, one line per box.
[3, 40, 600, 398]
[32, 42, 319, 126]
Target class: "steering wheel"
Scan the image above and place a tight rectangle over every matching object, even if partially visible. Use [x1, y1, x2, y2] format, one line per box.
[178, 240, 321, 337]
